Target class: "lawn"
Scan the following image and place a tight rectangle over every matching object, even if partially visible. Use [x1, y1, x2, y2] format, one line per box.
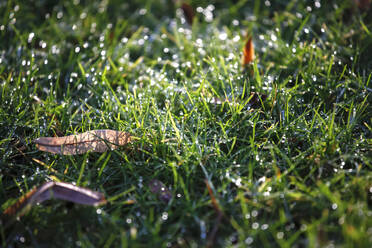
[1, 0, 371, 247]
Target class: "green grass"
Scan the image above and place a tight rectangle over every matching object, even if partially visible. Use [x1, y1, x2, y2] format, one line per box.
[1, 0, 371, 247]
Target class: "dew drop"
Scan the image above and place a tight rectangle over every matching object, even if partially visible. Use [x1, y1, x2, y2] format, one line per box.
[245, 237, 253, 245]
[252, 210, 258, 217]
[161, 212, 168, 221]
[219, 33, 227, 41]
[57, 11, 63, 19]
[28, 33, 35, 43]
[252, 222, 259, 229]
[277, 232, 284, 239]
[270, 33, 277, 42]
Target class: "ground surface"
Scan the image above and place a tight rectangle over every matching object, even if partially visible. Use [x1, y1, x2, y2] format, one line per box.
[0, 0, 371, 247]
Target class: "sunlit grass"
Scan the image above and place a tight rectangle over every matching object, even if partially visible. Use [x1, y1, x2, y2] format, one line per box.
[1, 0, 371, 247]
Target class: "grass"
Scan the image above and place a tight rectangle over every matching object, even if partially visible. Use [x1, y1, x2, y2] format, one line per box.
[0, 0, 371, 247]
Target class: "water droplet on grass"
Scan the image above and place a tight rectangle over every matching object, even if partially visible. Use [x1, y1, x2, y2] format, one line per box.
[252, 222, 259, 229]
[252, 210, 258, 217]
[80, 12, 87, 19]
[245, 237, 253, 245]
[28, 33, 34, 43]
[57, 11, 63, 19]
[219, 33, 227, 41]
[270, 33, 277, 42]
[277, 232, 284, 239]
[161, 212, 168, 221]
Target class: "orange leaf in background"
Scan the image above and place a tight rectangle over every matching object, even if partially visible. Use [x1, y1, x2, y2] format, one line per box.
[242, 37, 255, 67]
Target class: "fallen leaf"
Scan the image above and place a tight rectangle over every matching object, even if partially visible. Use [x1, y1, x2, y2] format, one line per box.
[3, 181, 106, 217]
[181, 3, 195, 25]
[148, 179, 172, 203]
[34, 129, 131, 155]
[242, 36, 255, 67]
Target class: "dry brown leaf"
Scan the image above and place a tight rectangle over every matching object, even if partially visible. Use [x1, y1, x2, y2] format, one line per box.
[148, 179, 172, 203]
[3, 181, 106, 217]
[34, 129, 131, 155]
[242, 37, 255, 67]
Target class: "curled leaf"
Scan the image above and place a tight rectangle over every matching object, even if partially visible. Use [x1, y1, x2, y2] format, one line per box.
[148, 179, 172, 203]
[34, 129, 131, 155]
[3, 182, 106, 218]
[242, 37, 255, 67]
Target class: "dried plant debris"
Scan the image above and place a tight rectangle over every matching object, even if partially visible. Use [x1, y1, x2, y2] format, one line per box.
[148, 179, 172, 203]
[3, 181, 106, 218]
[34, 129, 131, 155]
